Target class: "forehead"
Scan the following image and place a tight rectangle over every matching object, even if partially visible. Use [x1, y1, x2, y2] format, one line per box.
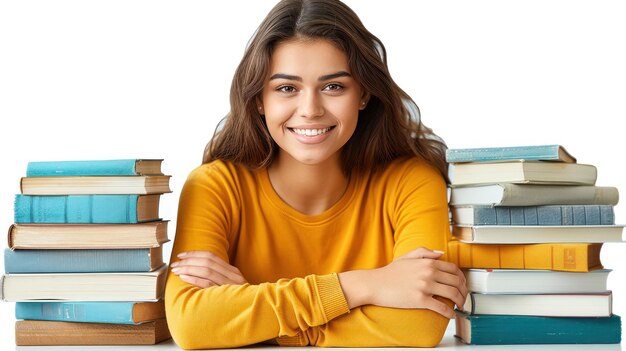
[269, 38, 350, 75]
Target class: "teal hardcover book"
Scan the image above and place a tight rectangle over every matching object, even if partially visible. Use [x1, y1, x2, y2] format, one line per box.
[446, 145, 575, 163]
[452, 205, 614, 226]
[26, 159, 163, 176]
[15, 301, 165, 324]
[3, 247, 163, 273]
[14, 194, 161, 224]
[455, 311, 621, 344]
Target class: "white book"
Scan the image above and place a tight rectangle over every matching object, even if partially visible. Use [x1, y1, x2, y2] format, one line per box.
[465, 269, 610, 294]
[462, 292, 612, 317]
[453, 225, 624, 244]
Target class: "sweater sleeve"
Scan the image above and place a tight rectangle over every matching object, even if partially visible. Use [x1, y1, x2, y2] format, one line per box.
[164, 163, 350, 350]
[297, 158, 454, 347]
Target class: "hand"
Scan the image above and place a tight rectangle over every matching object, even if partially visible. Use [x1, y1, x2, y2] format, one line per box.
[170, 251, 248, 288]
[371, 247, 467, 318]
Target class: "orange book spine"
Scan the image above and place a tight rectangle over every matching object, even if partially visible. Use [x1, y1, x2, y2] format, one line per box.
[447, 241, 602, 272]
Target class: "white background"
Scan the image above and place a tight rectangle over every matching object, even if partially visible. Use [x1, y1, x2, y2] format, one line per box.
[1, 0, 625, 349]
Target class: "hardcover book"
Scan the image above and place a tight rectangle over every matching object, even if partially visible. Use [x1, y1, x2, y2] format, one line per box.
[453, 225, 624, 244]
[26, 159, 163, 177]
[15, 300, 165, 325]
[455, 312, 621, 345]
[448, 161, 597, 186]
[8, 221, 169, 249]
[446, 144, 576, 163]
[1, 265, 167, 302]
[15, 318, 171, 345]
[465, 269, 610, 294]
[462, 292, 613, 317]
[449, 184, 619, 207]
[20, 175, 172, 195]
[14, 194, 161, 224]
[452, 205, 614, 226]
[447, 241, 603, 272]
[4, 246, 164, 273]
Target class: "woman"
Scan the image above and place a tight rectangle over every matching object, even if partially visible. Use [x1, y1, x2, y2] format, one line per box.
[165, 0, 467, 348]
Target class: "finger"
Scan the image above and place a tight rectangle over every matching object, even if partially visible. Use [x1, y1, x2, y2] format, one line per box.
[177, 251, 242, 276]
[428, 282, 466, 309]
[176, 257, 245, 284]
[423, 297, 455, 319]
[434, 271, 468, 300]
[172, 265, 233, 285]
[398, 247, 444, 260]
[178, 274, 218, 289]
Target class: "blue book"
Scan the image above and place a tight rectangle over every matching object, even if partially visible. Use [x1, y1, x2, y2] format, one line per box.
[455, 311, 621, 344]
[26, 159, 163, 176]
[446, 144, 576, 163]
[14, 194, 161, 224]
[3, 247, 163, 273]
[15, 301, 165, 325]
[452, 205, 614, 226]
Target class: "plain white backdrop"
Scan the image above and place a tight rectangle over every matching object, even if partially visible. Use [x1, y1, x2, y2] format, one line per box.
[1, 0, 625, 348]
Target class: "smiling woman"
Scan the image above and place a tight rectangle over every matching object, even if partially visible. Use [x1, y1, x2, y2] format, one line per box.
[165, 0, 466, 349]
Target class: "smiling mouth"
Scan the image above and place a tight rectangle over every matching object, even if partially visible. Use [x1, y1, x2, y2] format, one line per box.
[287, 126, 336, 136]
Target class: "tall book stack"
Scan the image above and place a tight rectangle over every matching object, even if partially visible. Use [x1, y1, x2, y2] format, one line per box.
[0, 159, 172, 346]
[446, 145, 623, 345]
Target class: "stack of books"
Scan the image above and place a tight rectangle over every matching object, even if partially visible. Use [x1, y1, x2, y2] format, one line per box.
[446, 145, 623, 345]
[0, 159, 172, 346]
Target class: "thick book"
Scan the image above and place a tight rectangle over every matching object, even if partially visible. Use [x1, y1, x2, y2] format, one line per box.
[448, 161, 597, 186]
[461, 292, 612, 317]
[465, 269, 610, 294]
[4, 246, 163, 273]
[20, 175, 172, 195]
[8, 221, 169, 249]
[452, 205, 614, 226]
[15, 318, 171, 345]
[447, 241, 603, 272]
[455, 311, 621, 345]
[446, 144, 576, 164]
[0, 265, 167, 302]
[15, 301, 165, 325]
[14, 194, 161, 224]
[449, 183, 619, 207]
[26, 159, 163, 176]
[453, 225, 624, 244]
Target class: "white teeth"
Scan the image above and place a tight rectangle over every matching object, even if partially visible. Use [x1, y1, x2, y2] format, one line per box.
[292, 127, 332, 136]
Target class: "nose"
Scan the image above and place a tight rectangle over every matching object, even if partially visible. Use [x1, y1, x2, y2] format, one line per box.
[298, 90, 324, 118]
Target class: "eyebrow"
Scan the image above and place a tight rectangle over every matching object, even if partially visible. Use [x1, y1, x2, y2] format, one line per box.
[269, 71, 352, 82]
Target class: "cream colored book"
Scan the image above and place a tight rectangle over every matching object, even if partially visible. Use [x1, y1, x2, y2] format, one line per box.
[20, 175, 172, 195]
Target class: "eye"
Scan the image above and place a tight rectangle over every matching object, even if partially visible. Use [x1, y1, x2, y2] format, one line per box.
[276, 85, 297, 94]
[323, 83, 344, 92]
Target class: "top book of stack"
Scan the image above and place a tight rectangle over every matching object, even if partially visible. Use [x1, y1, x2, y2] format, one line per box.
[446, 145, 576, 164]
[20, 159, 171, 195]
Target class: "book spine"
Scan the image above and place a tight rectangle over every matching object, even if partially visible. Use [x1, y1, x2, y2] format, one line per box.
[14, 194, 139, 224]
[466, 205, 614, 225]
[447, 241, 601, 272]
[446, 145, 560, 163]
[4, 248, 153, 273]
[15, 302, 136, 324]
[459, 314, 621, 344]
[26, 159, 137, 176]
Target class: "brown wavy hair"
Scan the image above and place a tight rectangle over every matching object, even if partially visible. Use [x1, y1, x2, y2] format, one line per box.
[204, 0, 448, 181]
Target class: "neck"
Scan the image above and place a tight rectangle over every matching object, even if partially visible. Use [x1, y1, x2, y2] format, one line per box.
[267, 153, 348, 216]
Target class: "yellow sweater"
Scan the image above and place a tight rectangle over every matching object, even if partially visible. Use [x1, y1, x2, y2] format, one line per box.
[165, 157, 452, 349]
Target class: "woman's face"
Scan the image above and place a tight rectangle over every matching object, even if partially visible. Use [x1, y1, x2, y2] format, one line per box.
[260, 38, 367, 167]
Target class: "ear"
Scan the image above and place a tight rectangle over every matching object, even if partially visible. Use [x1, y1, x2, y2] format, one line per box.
[255, 97, 264, 115]
[359, 91, 371, 110]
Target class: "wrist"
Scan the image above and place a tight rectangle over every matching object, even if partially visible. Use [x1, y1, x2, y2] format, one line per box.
[337, 269, 375, 309]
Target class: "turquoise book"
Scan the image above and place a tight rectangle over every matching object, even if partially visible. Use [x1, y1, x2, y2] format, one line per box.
[14, 194, 161, 224]
[3, 247, 163, 273]
[15, 301, 165, 325]
[26, 159, 163, 176]
[455, 312, 621, 345]
[446, 144, 575, 163]
[452, 205, 614, 226]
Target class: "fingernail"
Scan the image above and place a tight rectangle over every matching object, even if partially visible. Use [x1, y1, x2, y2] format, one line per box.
[171, 267, 180, 273]
[433, 250, 445, 254]
[177, 252, 187, 257]
[170, 262, 179, 267]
